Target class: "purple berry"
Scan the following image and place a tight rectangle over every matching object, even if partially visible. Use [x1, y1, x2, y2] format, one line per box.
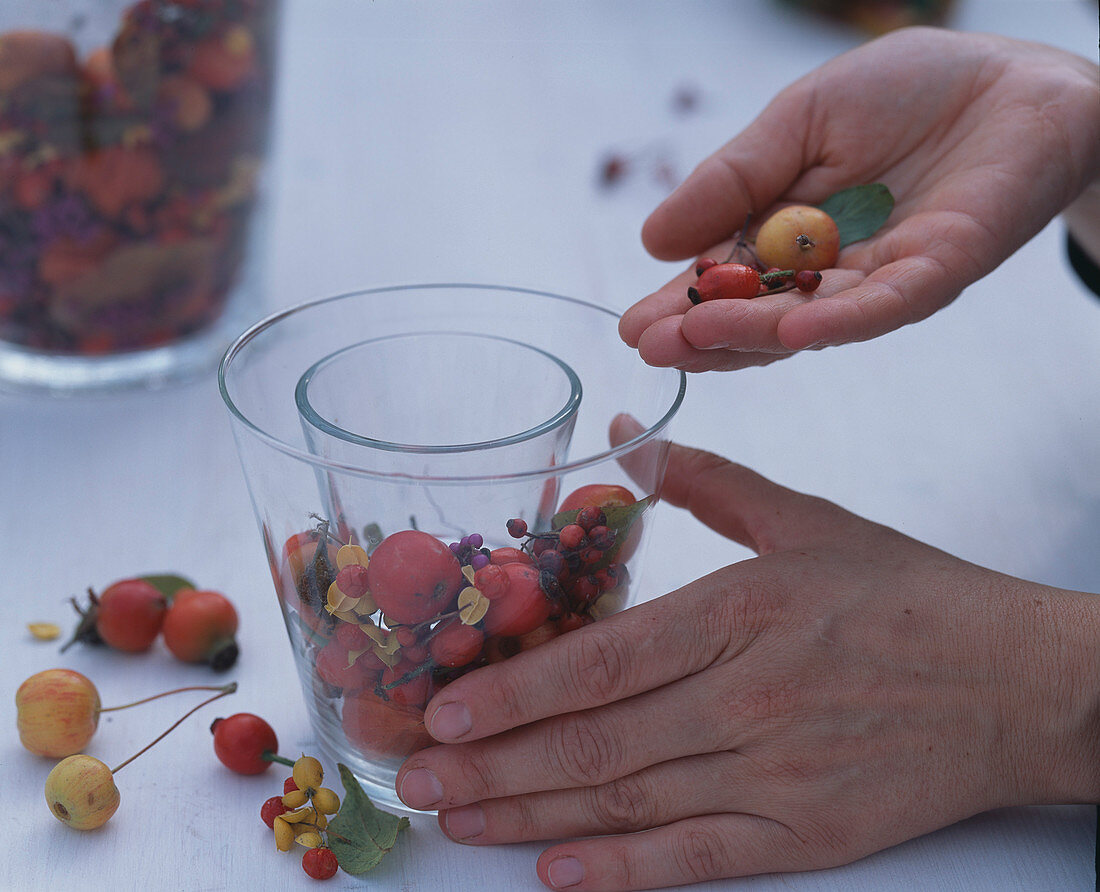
[468, 533, 484, 550]
[470, 553, 490, 571]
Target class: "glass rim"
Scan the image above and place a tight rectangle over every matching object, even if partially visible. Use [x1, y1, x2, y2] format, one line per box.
[218, 283, 687, 484]
[295, 330, 583, 454]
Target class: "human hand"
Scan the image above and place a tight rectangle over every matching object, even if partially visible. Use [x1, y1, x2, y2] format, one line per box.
[619, 27, 1100, 372]
[394, 431, 1100, 891]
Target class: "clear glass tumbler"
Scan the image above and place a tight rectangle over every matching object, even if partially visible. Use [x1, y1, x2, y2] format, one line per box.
[0, 0, 281, 392]
[220, 284, 686, 809]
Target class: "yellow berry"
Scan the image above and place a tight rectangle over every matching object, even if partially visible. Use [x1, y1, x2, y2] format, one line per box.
[273, 816, 294, 852]
[282, 789, 308, 809]
[755, 205, 840, 272]
[292, 755, 323, 793]
[295, 829, 324, 849]
[312, 787, 341, 815]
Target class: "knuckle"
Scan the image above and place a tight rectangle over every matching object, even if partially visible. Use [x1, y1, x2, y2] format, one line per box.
[546, 711, 625, 787]
[586, 773, 657, 832]
[563, 625, 634, 704]
[452, 752, 500, 803]
[672, 824, 731, 884]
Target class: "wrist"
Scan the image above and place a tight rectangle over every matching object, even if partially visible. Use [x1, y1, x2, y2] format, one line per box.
[1008, 584, 1100, 804]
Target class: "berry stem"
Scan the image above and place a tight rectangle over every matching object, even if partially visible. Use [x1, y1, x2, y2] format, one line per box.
[262, 751, 296, 767]
[111, 682, 237, 774]
[100, 683, 240, 713]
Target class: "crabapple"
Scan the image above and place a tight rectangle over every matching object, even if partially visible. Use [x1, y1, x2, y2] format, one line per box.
[45, 754, 120, 830]
[16, 669, 100, 758]
[482, 561, 552, 637]
[755, 204, 840, 271]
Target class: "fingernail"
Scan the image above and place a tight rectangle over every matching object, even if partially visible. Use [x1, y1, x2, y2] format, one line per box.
[700, 341, 730, 349]
[429, 701, 472, 740]
[398, 768, 443, 809]
[547, 856, 585, 888]
[442, 803, 485, 841]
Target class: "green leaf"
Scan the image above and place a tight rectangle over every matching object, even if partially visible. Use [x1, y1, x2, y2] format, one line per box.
[327, 764, 410, 875]
[817, 183, 894, 248]
[140, 574, 196, 602]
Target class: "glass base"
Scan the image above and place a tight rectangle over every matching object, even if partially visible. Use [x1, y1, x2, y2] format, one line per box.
[0, 292, 262, 395]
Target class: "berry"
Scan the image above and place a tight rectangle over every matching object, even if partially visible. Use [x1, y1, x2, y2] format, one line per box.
[342, 691, 433, 757]
[558, 523, 586, 551]
[210, 713, 278, 775]
[17, 669, 101, 758]
[754, 205, 839, 272]
[283, 776, 298, 794]
[694, 257, 718, 277]
[536, 548, 566, 578]
[261, 795, 288, 828]
[379, 659, 431, 709]
[490, 546, 532, 565]
[292, 755, 324, 794]
[795, 269, 823, 293]
[365, 530, 463, 624]
[429, 619, 484, 668]
[574, 506, 606, 532]
[162, 589, 240, 671]
[44, 754, 120, 831]
[588, 525, 616, 550]
[302, 845, 339, 880]
[93, 578, 168, 653]
[506, 518, 528, 538]
[559, 484, 636, 514]
[482, 562, 552, 637]
[687, 262, 761, 304]
[331, 564, 370, 599]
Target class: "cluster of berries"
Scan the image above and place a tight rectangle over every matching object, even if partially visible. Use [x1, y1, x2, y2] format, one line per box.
[260, 755, 342, 881]
[687, 205, 840, 304]
[276, 484, 642, 761]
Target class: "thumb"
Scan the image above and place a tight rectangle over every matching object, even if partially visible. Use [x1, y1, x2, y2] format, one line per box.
[611, 414, 851, 555]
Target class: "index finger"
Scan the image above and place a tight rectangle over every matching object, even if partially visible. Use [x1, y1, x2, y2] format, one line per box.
[420, 569, 740, 744]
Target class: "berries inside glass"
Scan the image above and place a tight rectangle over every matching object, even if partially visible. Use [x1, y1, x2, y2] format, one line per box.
[275, 483, 648, 768]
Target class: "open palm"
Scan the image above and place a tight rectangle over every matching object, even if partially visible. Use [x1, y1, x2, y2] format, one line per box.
[619, 27, 1100, 371]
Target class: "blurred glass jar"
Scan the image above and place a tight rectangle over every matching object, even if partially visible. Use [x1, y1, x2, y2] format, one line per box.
[0, 0, 281, 392]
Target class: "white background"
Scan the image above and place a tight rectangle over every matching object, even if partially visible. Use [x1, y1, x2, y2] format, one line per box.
[2, 1, 1098, 890]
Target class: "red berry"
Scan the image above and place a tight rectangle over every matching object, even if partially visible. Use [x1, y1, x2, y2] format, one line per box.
[162, 589, 239, 671]
[482, 562, 552, 637]
[302, 846, 339, 880]
[283, 776, 298, 794]
[574, 506, 606, 532]
[365, 531, 463, 624]
[688, 262, 761, 304]
[795, 269, 823, 293]
[332, 564, 370, 598]
[588, 525, 615, 550]
[261, 795, 288, 828]
[694, 257, 718, 277]
[210, 713, 277, 775]
[506, 518, 528, 539]
[379, 659, 431, 709]
[334, 622, 369, 650]
[489, 546, 531, 566]
[94, 578, 168, 653]
[557, 523, 586, 551]
[428, 619, 484, 668]
[570, 575, 602, 603]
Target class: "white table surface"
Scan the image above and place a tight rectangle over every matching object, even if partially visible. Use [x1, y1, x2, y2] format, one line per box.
[3, 2, 1098, 890]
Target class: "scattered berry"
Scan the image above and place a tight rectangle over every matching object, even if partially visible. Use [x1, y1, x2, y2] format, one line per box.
[261, 795, 289, 828]
[162, 588, 240, 671]
[211, 712, 278, 775]
[506, 518, 528, 539]
[302, 846, 339, 880]
[795, 269, 823, 293]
